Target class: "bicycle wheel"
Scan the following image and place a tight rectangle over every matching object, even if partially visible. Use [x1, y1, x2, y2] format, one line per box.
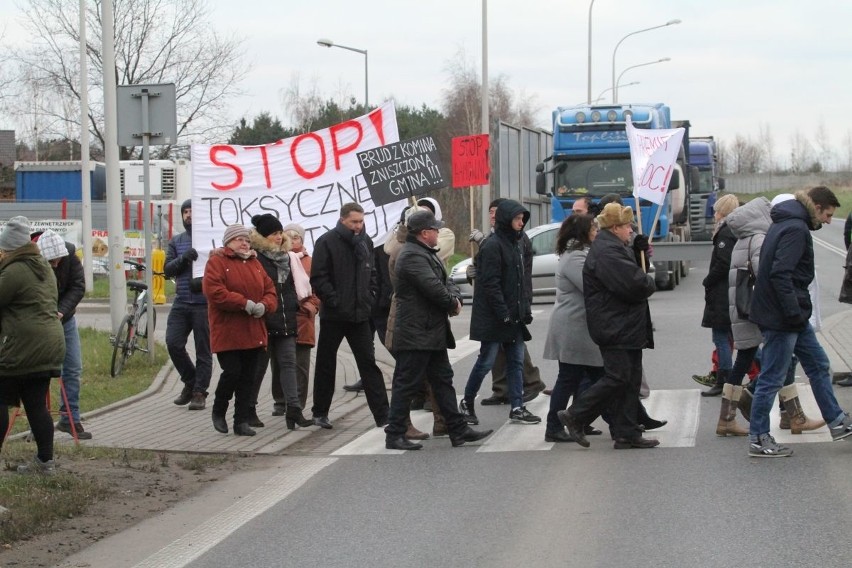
[135, 305, 156, 353]
[110, 315, 132, 377]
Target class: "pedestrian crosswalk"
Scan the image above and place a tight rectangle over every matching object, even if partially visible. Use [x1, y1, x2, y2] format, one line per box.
[330, 384, 832, 455]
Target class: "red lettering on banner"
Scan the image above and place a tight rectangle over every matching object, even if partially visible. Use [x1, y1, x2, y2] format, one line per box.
[330, 120, 364, 171]
[209, 146, 243, 190]
[290, 133, 326, 180]
[368, 108, 386, 146]
[639, 164, 671, 192]
[246, 141, 283, 189]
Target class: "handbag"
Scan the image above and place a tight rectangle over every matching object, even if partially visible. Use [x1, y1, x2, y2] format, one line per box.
[735, 236, 756, 319]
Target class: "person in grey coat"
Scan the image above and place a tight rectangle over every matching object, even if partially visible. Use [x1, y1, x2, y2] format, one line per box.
[542, 214, 603, 442]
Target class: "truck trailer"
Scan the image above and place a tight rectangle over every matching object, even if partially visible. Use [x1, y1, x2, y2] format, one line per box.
[688, 137, 725, 241]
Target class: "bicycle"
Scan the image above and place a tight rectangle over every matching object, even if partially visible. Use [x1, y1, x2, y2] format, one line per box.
[110, 260, 161, 377]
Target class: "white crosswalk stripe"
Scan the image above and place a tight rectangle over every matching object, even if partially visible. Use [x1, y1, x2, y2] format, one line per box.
[330, 384, 830, 455]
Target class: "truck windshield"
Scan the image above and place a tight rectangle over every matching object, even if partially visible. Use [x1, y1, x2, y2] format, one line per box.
[695, 169, 714, 194]
[553, 158, 633, 198]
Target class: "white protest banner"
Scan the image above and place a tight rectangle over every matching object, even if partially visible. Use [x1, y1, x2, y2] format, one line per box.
[626, 117, 684, 206]
[190, 101, 405, 277]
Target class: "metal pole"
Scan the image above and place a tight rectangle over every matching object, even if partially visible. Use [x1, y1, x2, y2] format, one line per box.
[141, 90, 155, 362]
[615, 58, 671, 103]
[364, 50, 369, 108]
[480, 0, 490, 233]
[611, 20, 680, 103]
[102, 0, 127, 333]
[587, 0, 595, 104]
[79, 0, 93, 291]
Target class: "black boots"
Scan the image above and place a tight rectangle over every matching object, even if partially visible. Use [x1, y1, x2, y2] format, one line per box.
[285, 407, 314, 430]
[173, 384, 193, 406]
[701, 369, 727, 397]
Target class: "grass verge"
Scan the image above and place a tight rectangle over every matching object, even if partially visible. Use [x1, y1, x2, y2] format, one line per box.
[7, 327, 168, 436]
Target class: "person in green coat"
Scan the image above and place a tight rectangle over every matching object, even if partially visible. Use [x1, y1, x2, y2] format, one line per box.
[0, 216, 66, 474]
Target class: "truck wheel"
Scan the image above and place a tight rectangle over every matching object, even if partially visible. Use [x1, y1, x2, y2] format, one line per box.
[656, 264, 674, 291]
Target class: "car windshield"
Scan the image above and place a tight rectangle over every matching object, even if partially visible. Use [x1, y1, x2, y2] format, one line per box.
[553, 158, 633, 198]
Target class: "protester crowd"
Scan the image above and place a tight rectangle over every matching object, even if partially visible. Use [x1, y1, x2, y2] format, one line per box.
[2, 184, 851, 469]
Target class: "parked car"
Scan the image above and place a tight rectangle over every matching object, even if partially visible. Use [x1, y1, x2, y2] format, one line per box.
[449, 222, 561, 300]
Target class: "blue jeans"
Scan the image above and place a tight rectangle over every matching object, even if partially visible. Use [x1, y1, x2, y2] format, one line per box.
[464, 330, 525, 409]
[546, 362, 603, 431]
[711, 327, 733, 371]
[750, 324, 845, 438]
[165, 301, 212, 393]
[58, 316, 83, 424]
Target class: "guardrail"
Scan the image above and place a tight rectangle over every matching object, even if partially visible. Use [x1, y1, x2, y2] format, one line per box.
[651, 241, 713, 262]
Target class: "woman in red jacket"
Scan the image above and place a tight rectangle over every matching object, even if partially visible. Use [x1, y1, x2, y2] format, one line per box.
[203, 225, 277, 436]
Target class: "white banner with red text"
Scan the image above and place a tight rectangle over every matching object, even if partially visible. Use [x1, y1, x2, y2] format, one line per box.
[626, 117, 685, 206]
[189, 101, 404, 277]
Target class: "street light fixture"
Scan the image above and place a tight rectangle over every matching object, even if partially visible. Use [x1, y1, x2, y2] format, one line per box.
[611, 19, 680, 103]
[615, 58, 671, 103]
[316, 38, 369, 107]
[595, 81, 640, 104]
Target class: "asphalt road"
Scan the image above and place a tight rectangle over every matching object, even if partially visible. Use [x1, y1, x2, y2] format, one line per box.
[73, 220, 852, 568]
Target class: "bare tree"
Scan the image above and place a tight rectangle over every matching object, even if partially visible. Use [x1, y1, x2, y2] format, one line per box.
[280, 73, 325, 132]
[7, 0, 248, 158]
[813, 118, 833, 172]
[728, 134, 764, 174]
[758, 122, 775, 173]
[789, 129, 814, 174]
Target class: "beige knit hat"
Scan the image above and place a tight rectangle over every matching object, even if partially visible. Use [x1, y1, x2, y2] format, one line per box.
[222, 224, 250, 245]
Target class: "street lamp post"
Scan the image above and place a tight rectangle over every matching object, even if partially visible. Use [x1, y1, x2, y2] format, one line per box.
[587, 0, 596, 104]
[614, 58, 671, 103]
[594, 81, 640, 104]
[317, 38, 369, 107]
[611, 19, 680, 103]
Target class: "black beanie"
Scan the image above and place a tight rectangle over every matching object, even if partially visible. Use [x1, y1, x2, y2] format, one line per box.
[181, 199, 192, 213]
[252, 213, 284, 237]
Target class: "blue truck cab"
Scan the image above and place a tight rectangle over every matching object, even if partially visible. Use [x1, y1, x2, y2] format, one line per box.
[535, 103, 692, 289]
[688, 137, 725, 241]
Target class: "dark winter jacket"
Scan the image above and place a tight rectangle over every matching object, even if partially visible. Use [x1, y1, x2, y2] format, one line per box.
[583, 228, 656, 349]
[165, 230, 206, 304]
[0, 242, 65, 378]
[53, 242, 85, 324]
[701, 222, 736, 328]
[372, 245, 393, 318]
[392, 234, 462, 351]
[750, 191, 820, 332]
[310, 221, 377, 323]
[251, 231, 298, 337]
[469, 200, 532, 343]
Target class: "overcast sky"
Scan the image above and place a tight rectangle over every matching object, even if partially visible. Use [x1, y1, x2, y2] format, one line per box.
[3, 0, 851, 169]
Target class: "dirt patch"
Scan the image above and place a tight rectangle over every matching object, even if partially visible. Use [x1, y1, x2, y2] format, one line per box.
[0, 451, 275, 568]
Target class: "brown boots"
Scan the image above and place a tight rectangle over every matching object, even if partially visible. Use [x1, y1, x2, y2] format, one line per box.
[716, 383, 749, 436]
[779, 384, 825, 434]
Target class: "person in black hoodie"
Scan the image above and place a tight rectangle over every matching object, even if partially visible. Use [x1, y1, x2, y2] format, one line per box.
[310, 202, 389, 429]
[461, 199, 540, 425]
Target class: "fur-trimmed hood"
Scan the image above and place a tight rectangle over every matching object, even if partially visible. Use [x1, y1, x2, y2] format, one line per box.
[249, 228, 291, 253]
[771, 190, 822, 231]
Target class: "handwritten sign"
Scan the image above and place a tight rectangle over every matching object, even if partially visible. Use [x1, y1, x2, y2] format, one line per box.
[190, 101, 406, 277]
[356, 135, 445, 206]
[451, 134, 490, 188]
[626, 117, 684, 206]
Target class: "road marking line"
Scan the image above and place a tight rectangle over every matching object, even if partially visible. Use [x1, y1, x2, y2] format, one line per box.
[130, 457, 336, 568]
[813, 235, 846, 257]
[641, 389, 701, 447]
[477, 393, 553, 452]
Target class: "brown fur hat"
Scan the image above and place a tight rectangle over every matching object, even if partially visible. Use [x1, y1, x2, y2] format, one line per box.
[596, 203, 634, 229]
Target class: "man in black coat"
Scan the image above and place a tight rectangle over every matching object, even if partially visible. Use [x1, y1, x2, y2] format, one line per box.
[559, 203, 658, 449]
[747, 187, 852, 457]
[310, 202, 389, 428]
[384, 210, 493, 450]
[35, 230, 92, 439]
[462, 199, 541, 425]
